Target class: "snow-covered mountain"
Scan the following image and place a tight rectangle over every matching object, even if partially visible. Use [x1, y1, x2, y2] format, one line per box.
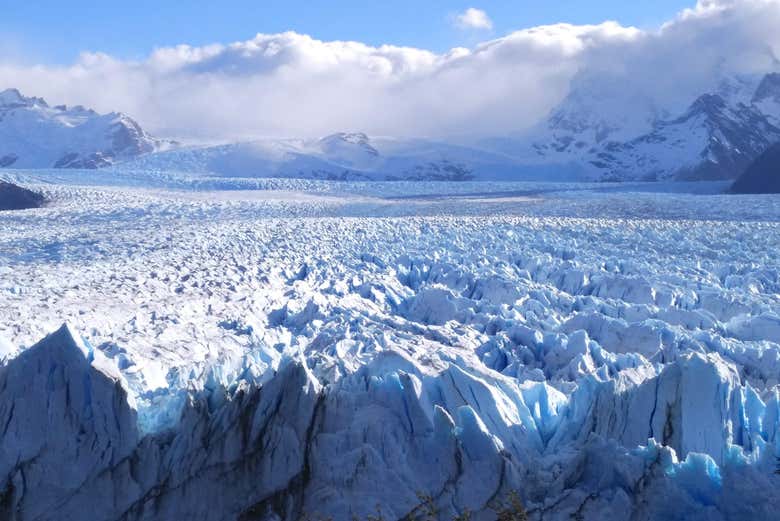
[0, 88, 172, 169]
[587, 93, 780, 181]
[120, 131, 581, 181]
[517, 73, 780, 181]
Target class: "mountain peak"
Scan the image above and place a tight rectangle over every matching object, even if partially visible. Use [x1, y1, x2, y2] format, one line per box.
[0, 88, 47, 108]
[0, 88, 26, 106]
[686, 93, 727, 116]
[318, 132, 380, 165]
[320, 132, 372, 146]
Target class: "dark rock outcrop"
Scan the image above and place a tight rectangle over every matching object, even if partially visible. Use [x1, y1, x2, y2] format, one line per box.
[0, 182, 44, 211]
[730, 142, 780, 193]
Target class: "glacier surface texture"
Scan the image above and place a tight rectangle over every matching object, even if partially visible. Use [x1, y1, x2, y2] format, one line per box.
[0, 171, 779, 520]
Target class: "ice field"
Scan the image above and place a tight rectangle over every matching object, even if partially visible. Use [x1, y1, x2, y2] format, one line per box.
[0, 169, 779, 520]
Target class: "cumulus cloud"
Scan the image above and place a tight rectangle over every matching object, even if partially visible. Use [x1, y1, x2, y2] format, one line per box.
[454, 8, 493, 30]
[0, 0, 778, 141]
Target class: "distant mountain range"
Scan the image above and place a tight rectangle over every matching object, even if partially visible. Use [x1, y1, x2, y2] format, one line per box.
[2, 73, 780, 182]
[120, 132, 574, 182]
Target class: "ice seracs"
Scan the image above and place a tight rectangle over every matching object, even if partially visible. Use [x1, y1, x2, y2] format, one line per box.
[0, 177, 779, 518]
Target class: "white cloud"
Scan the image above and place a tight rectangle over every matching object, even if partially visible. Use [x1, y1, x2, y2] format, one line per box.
[1, 0, 778, 141]
[454, 8, 494, 30]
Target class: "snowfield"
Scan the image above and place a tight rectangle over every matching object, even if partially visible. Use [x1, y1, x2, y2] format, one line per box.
[0, 170, 779, 520]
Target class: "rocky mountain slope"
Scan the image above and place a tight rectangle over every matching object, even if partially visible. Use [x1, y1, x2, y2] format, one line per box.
[519, 73, 780, 181]
[731, 141, 780, 193]
[0, 88, 172, 169]
[753, 72, 780, 124]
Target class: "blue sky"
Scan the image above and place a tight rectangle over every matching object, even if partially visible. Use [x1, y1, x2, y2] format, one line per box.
[2, 0, 695, 63]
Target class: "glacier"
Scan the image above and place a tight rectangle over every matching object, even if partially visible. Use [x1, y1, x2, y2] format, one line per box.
[0, 170, 779, 519]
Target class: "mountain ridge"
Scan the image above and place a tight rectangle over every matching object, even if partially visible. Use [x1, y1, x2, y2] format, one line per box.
[4, 74, 780, 182]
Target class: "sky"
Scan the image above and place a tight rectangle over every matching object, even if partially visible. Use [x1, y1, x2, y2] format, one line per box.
[1, 0, 779, 141]
[1, 1, 694, 64]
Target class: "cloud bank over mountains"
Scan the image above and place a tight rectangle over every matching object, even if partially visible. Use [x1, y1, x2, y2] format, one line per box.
[1, 0, 778, 141]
